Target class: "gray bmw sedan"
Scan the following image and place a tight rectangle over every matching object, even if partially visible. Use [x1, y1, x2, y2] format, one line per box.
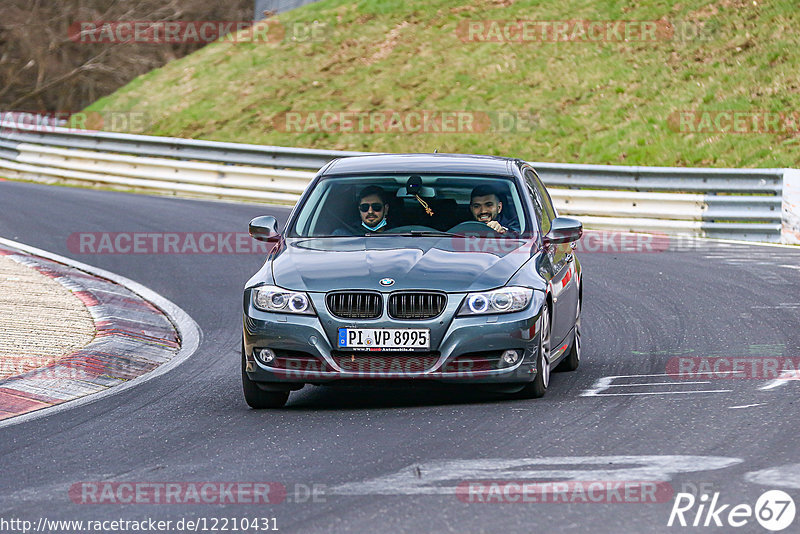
[242, 154, 582, 408]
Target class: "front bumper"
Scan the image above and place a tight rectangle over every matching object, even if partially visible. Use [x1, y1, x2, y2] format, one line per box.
[243, 291, 544, 385]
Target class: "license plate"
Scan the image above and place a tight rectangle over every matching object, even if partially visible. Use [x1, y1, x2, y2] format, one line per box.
[338, 328, 430, 351]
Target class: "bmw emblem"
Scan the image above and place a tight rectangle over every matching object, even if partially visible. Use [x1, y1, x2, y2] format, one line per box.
[379, 278, 395, 287]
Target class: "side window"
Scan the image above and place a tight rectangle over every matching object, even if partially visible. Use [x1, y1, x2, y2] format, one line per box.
[526, 182, 543, 231]
[524, 169, 552, 235]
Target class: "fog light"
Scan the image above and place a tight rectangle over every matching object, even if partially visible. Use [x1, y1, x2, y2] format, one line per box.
[256, 348, 276, 364]
[501, 350, 520, 366]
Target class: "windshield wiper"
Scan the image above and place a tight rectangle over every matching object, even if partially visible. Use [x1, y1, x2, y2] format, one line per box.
[389, 231, 463, 237]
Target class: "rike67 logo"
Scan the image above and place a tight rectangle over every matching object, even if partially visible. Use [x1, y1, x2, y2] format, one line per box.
[668, 490, 796, 531]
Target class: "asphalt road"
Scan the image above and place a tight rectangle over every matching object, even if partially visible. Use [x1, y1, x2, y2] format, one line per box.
[1, 180, 799, 533]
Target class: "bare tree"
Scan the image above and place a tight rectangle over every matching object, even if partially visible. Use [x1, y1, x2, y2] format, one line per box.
[0, 0, 253, 113]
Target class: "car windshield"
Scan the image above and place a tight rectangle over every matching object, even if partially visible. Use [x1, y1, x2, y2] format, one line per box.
[288, 174, 531, 238]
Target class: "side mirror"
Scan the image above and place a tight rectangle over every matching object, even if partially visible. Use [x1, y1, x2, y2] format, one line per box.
[249, 216, 279, 242]
[543, 217, 583, 246]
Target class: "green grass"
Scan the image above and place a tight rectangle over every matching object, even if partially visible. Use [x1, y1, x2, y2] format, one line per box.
[87, 0, 800, 167]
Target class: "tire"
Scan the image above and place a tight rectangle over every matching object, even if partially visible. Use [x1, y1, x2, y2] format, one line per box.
[518, 302, 551, 399]
[555, 297, 581, 372]
[241, 347, 289, 409]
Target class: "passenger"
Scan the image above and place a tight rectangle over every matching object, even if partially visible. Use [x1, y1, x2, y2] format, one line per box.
[469, 185, 519, 234]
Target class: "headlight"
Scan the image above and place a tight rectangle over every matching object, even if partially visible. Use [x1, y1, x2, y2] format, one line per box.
[457, 287, 534, 316]
[253, 285, 315, 315]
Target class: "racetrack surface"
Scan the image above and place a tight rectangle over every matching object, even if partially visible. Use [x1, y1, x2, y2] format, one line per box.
[1, 180, 799, 533]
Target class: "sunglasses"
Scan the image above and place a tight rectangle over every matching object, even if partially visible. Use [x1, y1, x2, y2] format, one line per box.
[359, 202, 385, 213]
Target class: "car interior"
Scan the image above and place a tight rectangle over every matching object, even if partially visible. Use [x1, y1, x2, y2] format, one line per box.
[296, 175, 523, 237]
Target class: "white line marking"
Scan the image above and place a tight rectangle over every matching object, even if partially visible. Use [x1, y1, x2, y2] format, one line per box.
[728, 403, 765, 409]
[329, 456, 743, 496]
[606, 381, 712, 387]
[587, 390, 732, 397]
[0, 237, 202, 429]
[582, 375, 616, 396]
[760, 369, 800, 390]
[581, 372, 731, 397]
[697, 237, 800, 249]
[599, 372, 720, 378]
[745, 464, 800, 489]
[751, 303, 800, 309]
[81, 287, 137, 299]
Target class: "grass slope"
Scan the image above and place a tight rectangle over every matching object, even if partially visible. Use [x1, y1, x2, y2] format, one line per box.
[87, 0, 800, 167]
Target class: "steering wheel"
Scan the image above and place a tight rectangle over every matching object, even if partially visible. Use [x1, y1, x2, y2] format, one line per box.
[390, 225, 438, 233]
[447, 221, 503, 236]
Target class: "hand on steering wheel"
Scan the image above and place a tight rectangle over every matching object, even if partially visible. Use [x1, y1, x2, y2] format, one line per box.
[485, 221, 507, 234]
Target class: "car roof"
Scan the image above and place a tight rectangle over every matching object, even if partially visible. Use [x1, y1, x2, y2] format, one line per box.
[322, 153, 518, 176]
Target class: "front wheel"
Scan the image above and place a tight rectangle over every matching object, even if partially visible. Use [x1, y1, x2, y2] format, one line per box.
[517, 303, 551, 399]
[241, 347, 289, 409]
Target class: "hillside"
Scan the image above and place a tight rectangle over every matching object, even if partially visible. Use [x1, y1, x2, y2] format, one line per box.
[87, 0, 800, 168]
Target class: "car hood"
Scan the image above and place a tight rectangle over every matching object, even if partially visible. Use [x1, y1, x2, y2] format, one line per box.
[270, 237, 535, 292]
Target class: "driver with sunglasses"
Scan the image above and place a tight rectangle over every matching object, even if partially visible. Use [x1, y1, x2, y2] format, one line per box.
[357, 186, 391, 232]
[333, 186, 393, 235]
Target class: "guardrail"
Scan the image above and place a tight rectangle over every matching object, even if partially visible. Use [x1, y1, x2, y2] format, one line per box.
[0, 120, 797, 244]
